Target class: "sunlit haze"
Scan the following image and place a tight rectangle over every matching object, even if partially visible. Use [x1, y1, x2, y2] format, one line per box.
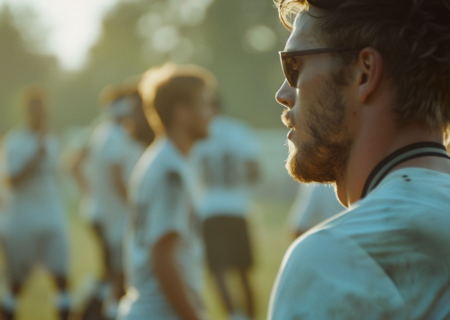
[0, 0, 119, 71]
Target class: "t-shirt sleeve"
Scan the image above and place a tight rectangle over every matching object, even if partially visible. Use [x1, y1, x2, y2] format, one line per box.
[141, 170, 187, 247]
[237, 126, 259, 160]
[103, 128, 128, 165]
[3, 135, 30, 176]
[269, 230, 404, 320]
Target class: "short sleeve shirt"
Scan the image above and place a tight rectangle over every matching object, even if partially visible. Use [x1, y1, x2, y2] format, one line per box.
[88, 120, 129, 221]
[193, 116, 260, 219]
[2, 128, 65, 229]
[124, 138, 203, 319]
[269, 168, 450, 320]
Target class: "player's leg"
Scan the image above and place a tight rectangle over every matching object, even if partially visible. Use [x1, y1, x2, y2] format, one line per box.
[45, 228, 72, 320]
[237, 267, 254, 319]
[92, 222, 113, 283]
[0, 229, 34, 320]
[83, 222, 110, 320]
[103, 241, 125, 320]
[0, 280, 23, 320]
[54, 275, 71, 320]
[211, 268, 234, 314]
[103, 216, 128, 320]
[202, 216, 236, 315]
[231, 217, 255, 320]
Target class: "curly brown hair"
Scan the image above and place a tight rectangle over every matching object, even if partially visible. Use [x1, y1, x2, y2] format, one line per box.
[275, 0, 450, 132]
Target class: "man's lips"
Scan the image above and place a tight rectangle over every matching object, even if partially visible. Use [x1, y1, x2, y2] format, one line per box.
[281, 109, 295, 130]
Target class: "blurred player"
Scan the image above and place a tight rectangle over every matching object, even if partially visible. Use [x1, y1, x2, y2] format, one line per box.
[64, 83, 153, 320]
[118, 63, 215, 320]
[0, 135, 7, 260]
[0, 86, 71, 320]
[85, 84, 149, 320]
[0, 135, 6, 235]
[288, 184, 344, 239]
[194, 94, 260, 320]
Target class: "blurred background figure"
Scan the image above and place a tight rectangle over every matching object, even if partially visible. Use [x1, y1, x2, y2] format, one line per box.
[194, 93, 260, 320]
[77, 84, 149, 320]
[62, 81, 154, 320]
[118, 63, 215, 320]
[0, 135, 7, 270]
[0, 86, 71, 320]
[288, 184, 344, 239]
[0, 0, 300, 318]
[63, 86, 122, 320]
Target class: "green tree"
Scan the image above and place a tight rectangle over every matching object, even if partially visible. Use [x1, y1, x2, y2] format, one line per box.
[200, 0, 288, 127]
[135, 0, 288, 127]
[53, 0, 151, 130]
[56, 0, 288, 130]
[0, 5, 56, 134]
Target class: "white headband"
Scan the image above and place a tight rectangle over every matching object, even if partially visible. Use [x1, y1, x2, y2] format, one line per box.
[107, 97, 133, 119]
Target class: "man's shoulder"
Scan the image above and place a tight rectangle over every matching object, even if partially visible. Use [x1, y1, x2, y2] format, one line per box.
[271, 228, 405, 318]
[284, 228, 347, 271]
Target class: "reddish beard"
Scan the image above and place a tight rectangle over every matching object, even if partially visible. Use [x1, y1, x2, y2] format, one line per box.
[285, 77, 351, 184]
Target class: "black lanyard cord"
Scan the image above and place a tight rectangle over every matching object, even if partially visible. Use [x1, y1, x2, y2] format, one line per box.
[361, 142, 450, 199]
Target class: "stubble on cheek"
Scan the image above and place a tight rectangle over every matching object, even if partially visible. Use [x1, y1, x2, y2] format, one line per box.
[286, 78, 351, 184]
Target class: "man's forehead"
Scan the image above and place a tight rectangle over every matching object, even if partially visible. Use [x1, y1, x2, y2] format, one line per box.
[285, 8, 324, 51]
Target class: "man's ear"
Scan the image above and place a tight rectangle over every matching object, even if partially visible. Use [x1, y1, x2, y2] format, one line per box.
[357, 48, 383, 103]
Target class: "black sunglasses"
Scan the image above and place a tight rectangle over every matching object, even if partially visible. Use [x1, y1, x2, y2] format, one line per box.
[279, 48, 354, 88]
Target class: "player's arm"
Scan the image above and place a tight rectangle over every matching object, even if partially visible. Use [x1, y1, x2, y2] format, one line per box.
[152, 232, 201, 320]
[67, 148, 90, 196]
[111, 163, 127, 202]
[7, 138, 45, 187]
[246, 159, 261, 185]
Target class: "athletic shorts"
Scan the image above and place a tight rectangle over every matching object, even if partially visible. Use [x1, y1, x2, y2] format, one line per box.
[202, 215, 253, 271]
[5, 224, 69, 282]
[95, 215, 126, 273]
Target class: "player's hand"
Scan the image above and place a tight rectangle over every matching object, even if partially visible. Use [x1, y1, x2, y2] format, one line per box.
[36, 135, 46, 158]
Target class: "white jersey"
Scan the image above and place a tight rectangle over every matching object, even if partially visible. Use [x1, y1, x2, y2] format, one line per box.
[2, 128, 66, 230]
[270, 168, 450, 320]
[0, 143, 8, 236]
[120, 138, 203, 320]
[62, 124, 97, 222]
[123, 138, 146, 185]
[293, 184, 344, 232]
[1, 128, 69, 280]
[193, 115, 259, 219]
[88, 119, 130, 226]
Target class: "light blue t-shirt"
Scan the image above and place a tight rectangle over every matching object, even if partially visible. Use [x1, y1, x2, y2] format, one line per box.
[270, 168, 450, 320]
[193, 115, 260, 219]
[120, 138, 203, 320]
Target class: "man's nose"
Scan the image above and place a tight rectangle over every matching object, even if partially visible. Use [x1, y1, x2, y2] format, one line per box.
[275, 80, 295, 109]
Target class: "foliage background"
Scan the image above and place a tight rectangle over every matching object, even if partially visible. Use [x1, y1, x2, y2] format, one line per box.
[0, 0, 289, 134]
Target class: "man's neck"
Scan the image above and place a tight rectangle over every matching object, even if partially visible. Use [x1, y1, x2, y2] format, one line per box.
[166, 127, 195, 157]
[28, 124, 45, 134]
[336, 123, 448, 207]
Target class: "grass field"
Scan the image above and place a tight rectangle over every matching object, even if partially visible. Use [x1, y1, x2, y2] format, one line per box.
[3, 200, 293, 320]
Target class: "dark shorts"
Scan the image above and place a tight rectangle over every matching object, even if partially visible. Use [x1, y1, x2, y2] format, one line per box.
[202, 215, 253, 271]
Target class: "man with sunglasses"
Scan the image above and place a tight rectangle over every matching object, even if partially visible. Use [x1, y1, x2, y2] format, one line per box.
[270, 0, 450, 319]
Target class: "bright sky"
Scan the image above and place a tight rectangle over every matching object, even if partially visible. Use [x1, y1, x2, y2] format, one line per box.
[0, 0, 119, 70]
